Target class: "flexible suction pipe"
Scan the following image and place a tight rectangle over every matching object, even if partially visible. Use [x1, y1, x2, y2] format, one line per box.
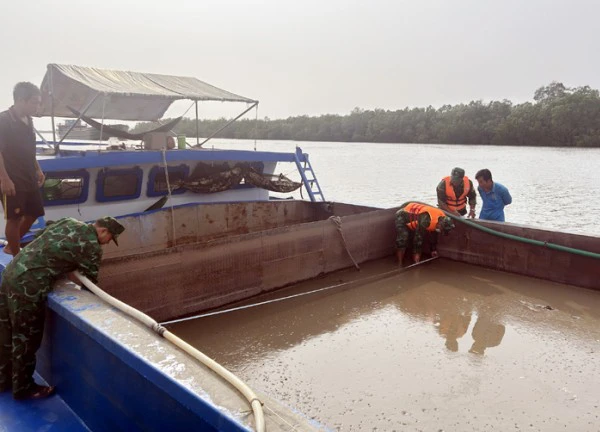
[400, 201, 600, 260]
[74, 271, 266, 432]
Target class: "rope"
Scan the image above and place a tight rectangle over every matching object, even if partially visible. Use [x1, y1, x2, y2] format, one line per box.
[161, 148, 176, 246]
[329, 216, 360, 270]
[181, 101, 195, 118]
[264, 405, 299, 431]
[283, 167, 299, 177]
[155, 101, 195, 148]
[33, 126, 53, 148]
[253, 103, 259, 151]
[160, 257, 438, 326]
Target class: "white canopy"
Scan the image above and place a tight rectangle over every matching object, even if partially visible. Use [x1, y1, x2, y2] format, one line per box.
[39, 64, 257, 121]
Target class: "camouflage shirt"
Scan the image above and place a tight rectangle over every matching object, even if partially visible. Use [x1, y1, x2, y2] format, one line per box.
[436, 178, 477, 216]
[1, 217, 102, 302]
[395, 210, 438, 254]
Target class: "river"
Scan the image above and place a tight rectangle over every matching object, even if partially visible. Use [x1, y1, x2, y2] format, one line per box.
[211, 139, 600, 236]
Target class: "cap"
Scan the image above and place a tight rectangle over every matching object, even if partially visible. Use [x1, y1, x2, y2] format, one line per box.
[436, 216, 455, 234]
[451, 167, 465, 180]
[96, 216, 125, 246]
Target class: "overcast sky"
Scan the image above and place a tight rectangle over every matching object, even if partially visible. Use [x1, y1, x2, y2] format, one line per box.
[1, 0, 598, 122]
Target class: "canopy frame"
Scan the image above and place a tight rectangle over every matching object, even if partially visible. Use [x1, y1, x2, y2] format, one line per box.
[57, 93, 100, 147]
[195, 102, 259, 148]
[41, 64, 259, 152]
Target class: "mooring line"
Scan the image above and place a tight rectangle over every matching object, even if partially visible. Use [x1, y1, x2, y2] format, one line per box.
[160, 257, 438, 326]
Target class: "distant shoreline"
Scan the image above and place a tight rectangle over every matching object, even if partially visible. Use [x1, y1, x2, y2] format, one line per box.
[130, 82, 600, 148]
[191, 137, 600, 148]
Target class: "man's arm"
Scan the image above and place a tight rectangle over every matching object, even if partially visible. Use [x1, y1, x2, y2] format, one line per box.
[436, 180, 452, 212]
[467, 180, 477, 218]
[0, 124, 15, 196]
[395, 211, 410, 265]
[35, 158, 45, 187]
[411, 214, 430, 262]
[0, 153, 15, 196]
[429, 231, 439, 257]
[67, 227, 102, 284]
[501, 185, 512, 206]
[76, 247, 101, 284]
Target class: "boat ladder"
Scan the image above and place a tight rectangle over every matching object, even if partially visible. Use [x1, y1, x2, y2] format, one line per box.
[294, 147, 325, 202]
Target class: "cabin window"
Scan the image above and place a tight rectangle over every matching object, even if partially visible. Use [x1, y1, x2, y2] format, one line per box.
[147, 165, 189, 197]
[96, 167, 143, 202]
[41, 169, 90, 206]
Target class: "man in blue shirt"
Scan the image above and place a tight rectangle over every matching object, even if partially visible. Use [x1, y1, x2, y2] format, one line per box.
[475, 169, 512, 222]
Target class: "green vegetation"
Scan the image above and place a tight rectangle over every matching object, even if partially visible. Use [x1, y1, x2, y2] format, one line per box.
[132, 82, 600, 147]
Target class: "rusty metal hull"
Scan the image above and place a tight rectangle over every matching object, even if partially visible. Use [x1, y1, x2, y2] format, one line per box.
[437, 219, 600, 291]
[100, 201, 395, 322]
[99, 202, 599, 323]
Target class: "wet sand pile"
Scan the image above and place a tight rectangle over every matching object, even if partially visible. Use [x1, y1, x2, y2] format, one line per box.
[170, 259, 600, 431]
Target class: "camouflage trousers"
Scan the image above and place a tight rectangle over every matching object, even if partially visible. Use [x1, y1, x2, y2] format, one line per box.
[395, 210, 418, 250]
[0, 281, 46, 397]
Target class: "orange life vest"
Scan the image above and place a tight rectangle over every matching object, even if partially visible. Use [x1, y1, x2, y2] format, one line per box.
[443, 176, 471, 212]
[403, 202, 446, 232]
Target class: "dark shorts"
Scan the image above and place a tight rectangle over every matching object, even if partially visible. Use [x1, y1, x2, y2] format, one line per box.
[2, 190, 45, 220]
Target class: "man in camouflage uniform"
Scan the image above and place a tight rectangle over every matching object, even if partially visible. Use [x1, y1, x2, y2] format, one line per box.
[395, 202, 455, 266]
[437, 167, 477, 218]
[0, 216, 124, 400]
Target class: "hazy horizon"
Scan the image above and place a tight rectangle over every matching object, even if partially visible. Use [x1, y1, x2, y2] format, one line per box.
[2, 0, 598, 126]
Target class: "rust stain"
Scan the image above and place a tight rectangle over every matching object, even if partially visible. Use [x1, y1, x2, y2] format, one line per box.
[176, 235, 198, 245]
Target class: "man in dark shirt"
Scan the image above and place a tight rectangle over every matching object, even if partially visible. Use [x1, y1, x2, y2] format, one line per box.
[0, 82, 45, 256]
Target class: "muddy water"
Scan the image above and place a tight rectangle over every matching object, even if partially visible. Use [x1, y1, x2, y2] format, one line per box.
[169, 259, 600, 431]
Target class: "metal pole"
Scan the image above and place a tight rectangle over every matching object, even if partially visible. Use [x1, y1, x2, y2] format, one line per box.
[253, 103, 258, 151]
[49, 66, 57, 152]
[195, 100, 199, 146]
[197, 101, 258, 148]
[99, 95, 106, 144]
[58, 93, 100, 144]
[33, 127, 52, 149]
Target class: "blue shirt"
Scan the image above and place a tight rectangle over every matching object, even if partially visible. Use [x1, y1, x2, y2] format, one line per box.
[478, 182, 512, 222]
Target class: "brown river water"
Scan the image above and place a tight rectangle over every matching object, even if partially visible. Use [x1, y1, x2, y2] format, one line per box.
[169, 259, 600, 431]
[212, 139, 600, 237]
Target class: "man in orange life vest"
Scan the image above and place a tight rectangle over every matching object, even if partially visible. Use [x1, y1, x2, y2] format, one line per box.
[436, 167, 477, 218]
[395, 202, 455, 265]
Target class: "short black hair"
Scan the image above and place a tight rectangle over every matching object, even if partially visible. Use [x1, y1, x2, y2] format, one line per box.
[13, 82, 41, 103]
[475, 169, 492, 182]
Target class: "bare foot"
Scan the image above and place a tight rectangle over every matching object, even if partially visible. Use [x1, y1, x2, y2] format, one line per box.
[14, 384, 56, 400]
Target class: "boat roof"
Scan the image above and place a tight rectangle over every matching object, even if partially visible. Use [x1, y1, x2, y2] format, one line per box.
[39, 64, 258, 121]
[36, 147, 302, 171]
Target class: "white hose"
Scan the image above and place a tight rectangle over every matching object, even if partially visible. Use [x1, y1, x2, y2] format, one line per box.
[74, 271, 266, 432]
